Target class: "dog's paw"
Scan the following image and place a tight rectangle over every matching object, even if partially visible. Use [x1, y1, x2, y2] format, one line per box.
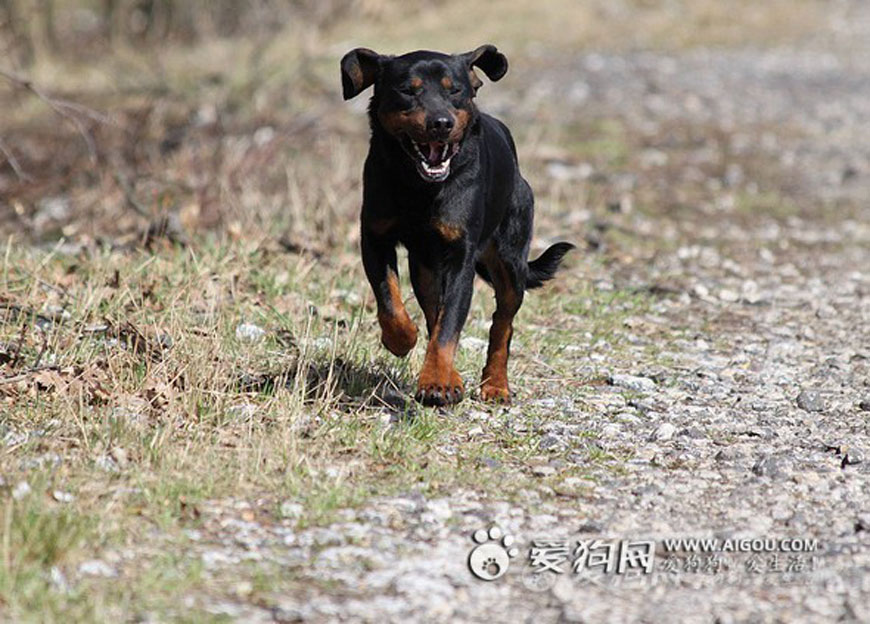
[415, 369, 465, 406]
[379, 311, 418, 357]
[480, 381, 511, 404]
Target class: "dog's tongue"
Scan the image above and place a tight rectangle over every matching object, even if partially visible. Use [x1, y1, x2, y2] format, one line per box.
[427, 142, 444, 164]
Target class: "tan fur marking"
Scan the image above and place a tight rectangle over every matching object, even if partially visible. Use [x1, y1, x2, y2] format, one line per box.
[449, 108, 473, 143]
[432, 220, 464, 242]
[378, 269, 417, 357]
[378, 108, 427, 140]
[349, 64, 364, 91]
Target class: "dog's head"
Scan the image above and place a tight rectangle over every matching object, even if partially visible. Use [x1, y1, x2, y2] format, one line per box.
[341, 45, 508, 182]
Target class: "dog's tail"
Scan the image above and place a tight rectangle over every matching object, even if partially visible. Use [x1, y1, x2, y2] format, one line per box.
[526, 242, 574, 289]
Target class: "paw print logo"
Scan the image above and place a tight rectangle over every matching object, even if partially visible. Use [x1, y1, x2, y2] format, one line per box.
[468, 526, 518, 581]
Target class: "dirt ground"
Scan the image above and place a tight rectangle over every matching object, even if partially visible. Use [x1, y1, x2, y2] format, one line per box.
[1, 1, 868, 622]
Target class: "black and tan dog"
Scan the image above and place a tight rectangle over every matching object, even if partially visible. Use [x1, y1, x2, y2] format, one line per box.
[341, 44, 573, 406]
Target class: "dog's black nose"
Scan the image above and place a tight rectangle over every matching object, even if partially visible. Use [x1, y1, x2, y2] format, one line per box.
[427, 115, 454, 136]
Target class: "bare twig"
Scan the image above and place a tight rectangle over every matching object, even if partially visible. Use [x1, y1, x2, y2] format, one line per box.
[0, 302, 64, 325]
[10, 323, 27, 368]
[0, 365, 61, 386]
[0, 67, 110, 164]
[112, 171, 150, 218]
[31, 329, 49, 370]
[0, 136, 31, 182]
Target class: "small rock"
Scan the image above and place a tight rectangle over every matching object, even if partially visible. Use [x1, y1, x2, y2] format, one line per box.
[561, 477, 588, 491]
[234, 581, 254, 597]
[20, 452, 62, 471]
[532, 397, 558, 409]
[532, 465, 556, 477]
[539, 433, 562, 449]
[480, 457, 501, 469]
[202, 549, 238, 569]
[423, 498, 452, 523]
[109, 405, 147, 430]
[858, 398, 870, 412]
[771, 505, 792, 522]
[227, 403, 258, 421]
[634, 484, 661, 497]
[12, 480, 31, 500]
[714, 447, 743, 462]
[547, 161, 593, 181]
[273, 604, 306, 623]
[253, 125, 276, 146]
[752, 454, 790, 479]
[679, 427, 705, 439]
[651, 423, 676, 442]
[95, 455, 120, 473]
[718, 288, 740, 303]
[50, 566, 70, 593]
[601, 423, 621, 438]
[235, 322, 266, 343]
[611, 374, 656, 393]
[815, 303, 837, 319]
[35, 196, 71, 226]
[78, 560, 117, 578]
[467, 425, 484, 438]
[155, 333, 173, 350]
[796, 390, 825, 412]
[52, 490, 75, 503]
[110, 446, 129, 469]
[741, 280, 763, 304]
[279, 501, 304, 520]
[205, 602, 247, 618]
[841, 447, 865, 467]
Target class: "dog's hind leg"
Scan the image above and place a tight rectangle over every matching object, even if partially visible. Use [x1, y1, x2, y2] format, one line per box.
[479, 242, 525, 403]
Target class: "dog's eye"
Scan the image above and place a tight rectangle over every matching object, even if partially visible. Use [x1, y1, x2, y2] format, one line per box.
[399, 87, 418, 96]
[449, 87, 463, 96]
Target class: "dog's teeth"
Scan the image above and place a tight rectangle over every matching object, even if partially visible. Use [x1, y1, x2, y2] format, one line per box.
[442, 144, 448, 159]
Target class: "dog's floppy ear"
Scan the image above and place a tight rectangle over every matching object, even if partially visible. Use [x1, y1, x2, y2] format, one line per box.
[341, 48, 382, 100]
[463, 44, 508, 92]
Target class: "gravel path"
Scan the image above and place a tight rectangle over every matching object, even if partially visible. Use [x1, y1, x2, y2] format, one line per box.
[150, 5, 870, 622]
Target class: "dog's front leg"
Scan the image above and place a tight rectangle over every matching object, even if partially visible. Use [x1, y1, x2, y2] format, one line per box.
[414, 258, 475, 406]
[361, 225, 418, 357]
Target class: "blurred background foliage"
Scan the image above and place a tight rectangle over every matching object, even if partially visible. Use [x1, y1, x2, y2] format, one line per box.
[0, 0, 821, 249]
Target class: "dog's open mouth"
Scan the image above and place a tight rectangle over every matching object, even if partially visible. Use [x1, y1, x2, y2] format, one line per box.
[402, 138, 460, 182]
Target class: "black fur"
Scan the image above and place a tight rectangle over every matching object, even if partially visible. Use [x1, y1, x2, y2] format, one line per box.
[526, 242, 575, 289]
